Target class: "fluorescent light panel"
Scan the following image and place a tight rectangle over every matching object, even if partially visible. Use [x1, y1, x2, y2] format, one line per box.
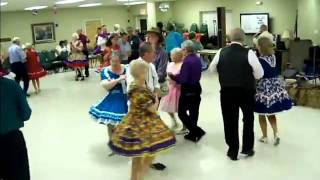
[124, 2, 146, 5]
[117, 0, 146, 5]
[0, 1, 8, 6]
[55, 0, 85, 5]
[117, 0, 145, 2]
[78, 3, 102, 7]
[24, 6, 48, 10]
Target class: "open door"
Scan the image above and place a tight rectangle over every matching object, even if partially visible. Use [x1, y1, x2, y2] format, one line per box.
[85, 19, 102, 49]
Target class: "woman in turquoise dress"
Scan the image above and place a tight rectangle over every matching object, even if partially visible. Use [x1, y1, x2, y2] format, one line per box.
[89, 53, 128, 145]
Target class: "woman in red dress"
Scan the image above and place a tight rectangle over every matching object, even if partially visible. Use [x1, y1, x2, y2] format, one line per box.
[97, 34, 120, 72]
[25, 43, 47, 94]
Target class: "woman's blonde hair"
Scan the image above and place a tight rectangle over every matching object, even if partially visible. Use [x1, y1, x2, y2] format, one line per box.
[24, 43, 32, 49]
[72, 33, 79, 40]
[130, 60, 149, 79]
[258, 37, 274, 56]
[128, 60, 149, 91]
[170, 48, 183, 61]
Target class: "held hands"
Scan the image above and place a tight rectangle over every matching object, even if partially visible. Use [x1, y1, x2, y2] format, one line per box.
[168, 73, 175, 81]
[118, 75, 127, 81]
[148, 95, 159, 113]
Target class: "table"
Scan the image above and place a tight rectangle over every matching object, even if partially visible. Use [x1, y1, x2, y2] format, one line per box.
[88, 54, 101, 68]
[198, 49, 219, 56]
[198, 49, 219, 66]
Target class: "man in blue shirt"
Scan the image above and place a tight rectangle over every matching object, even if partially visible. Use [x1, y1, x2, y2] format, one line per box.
[165, 23, 184, 60]
[8, 37, 30, 96]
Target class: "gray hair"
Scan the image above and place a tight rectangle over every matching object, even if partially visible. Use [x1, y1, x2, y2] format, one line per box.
[230, 28, 245, 43]
[181, 40, 196, 54]
[139, 42, 154, 57]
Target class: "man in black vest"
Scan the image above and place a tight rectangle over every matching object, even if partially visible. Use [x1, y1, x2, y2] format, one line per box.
[209, 28, 264, 161]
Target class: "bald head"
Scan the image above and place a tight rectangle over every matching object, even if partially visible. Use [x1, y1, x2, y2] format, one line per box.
[260, 25, 268, 32]
[230, 28, 245, 43]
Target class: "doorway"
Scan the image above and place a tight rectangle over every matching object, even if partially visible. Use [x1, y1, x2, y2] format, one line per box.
[200, 11, 233, 37]
[84, 19, 102, 49]
[135, 16, 147, 33]
[139, 19, 147, 33]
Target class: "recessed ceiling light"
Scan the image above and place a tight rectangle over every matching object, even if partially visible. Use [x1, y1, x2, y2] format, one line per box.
[55, 0, 85, 5]
[0, 2, 8, 6]
[24, 6, 48, 10]
[256, 1, 263, 5]
[78, 3, 102, 7]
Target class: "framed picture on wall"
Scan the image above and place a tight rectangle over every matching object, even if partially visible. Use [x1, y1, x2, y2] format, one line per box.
[31, 22, 56, 44]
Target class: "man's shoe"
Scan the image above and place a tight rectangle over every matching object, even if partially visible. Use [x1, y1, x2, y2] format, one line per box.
[227, 151, 238, 161]
[241, 150, 255, 157]
[184, 133, 198, 142]
[196, 130, 206, 142]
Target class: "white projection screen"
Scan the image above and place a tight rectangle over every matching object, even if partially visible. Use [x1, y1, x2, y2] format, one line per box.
[240, 13, 269, 34]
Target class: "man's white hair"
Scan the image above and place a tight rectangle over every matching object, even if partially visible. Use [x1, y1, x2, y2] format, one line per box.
[181, 40, 196, 53]
[230, 28, 245, 43]
[12, 37, 20, 44]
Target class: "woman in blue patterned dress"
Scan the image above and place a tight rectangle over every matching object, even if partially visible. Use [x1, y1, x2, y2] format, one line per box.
[89, 53, 128, 143]
[255, 37, 292, 146]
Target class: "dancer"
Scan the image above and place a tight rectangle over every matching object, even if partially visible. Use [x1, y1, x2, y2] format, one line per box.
[97, 34, 120, 72]
[210, 28, 264, 161]
[109, 60, 176, 180]
[89, 53, 128, 151]
[159, 48, 187, 133]
[127, 43, 169, 171]
[169, 40, 206, 142]
[94, 25, 108, 55]
[94, 27, 102, 47]
[65, 33, 88, 81]
[8, 37, 30, 96]
[25, 43, 47, 94]
[255, 37, 292, 145]
[77, 29, 90, 77]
